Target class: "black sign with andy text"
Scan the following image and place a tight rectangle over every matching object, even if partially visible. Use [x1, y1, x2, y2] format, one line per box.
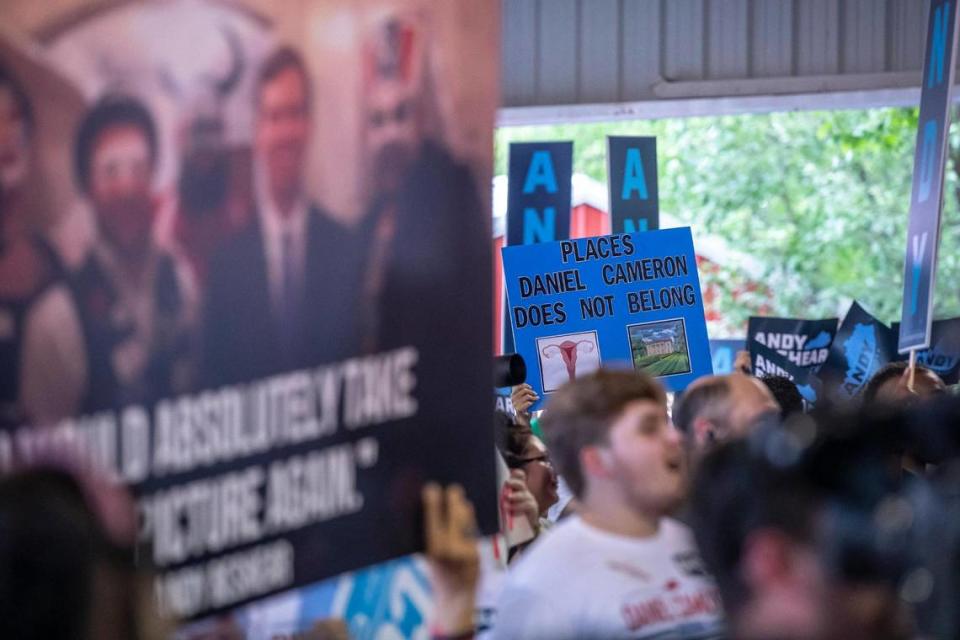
[607, 136, 659, 233]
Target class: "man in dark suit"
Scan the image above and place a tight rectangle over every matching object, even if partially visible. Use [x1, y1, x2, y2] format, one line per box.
[202, 47, 360, 387]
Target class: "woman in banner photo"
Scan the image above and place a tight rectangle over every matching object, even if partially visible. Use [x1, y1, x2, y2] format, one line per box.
[69, 94, 200, 412]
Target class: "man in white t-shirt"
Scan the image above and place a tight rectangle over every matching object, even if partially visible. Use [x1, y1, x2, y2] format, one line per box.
[492, 369, 725, 640]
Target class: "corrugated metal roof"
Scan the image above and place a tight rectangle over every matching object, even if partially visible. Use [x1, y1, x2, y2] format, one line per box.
[502, 0, 928, 109]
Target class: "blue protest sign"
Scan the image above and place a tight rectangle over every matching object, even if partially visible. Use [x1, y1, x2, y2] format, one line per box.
[710, 339, 746, 375]
[501, 228, 711, 409]
[607, 136, 660, 233]
[219, 556, 432, 639]
[607, 136, 659, 233]
[821, 302, 896, 401]
[506, 142, 573, 246]
[898, 0, 960, 352]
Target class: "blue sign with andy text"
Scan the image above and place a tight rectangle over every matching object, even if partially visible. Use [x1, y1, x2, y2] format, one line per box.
[899, 0, 960, 352]
[892, 317, 960, 384]
[501, 228, 712, 409]
[821, 302, 896, 401]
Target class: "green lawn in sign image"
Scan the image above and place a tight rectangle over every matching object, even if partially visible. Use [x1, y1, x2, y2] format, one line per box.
[633, 351, 691, 376]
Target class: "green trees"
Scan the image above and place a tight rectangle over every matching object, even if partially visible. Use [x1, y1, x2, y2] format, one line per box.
[496, 107, 960, 333]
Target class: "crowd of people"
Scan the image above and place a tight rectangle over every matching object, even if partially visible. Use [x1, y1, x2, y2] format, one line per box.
[1, 350, 958, 639]
[446, 360, 959, 640]
[2, 12, 959, 640]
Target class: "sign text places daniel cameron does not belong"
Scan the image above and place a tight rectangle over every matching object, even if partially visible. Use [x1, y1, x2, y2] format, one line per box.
[501, 228, 712, 410]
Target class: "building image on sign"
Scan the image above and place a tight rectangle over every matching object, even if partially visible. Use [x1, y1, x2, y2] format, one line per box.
[644, 339, 676, 356]
[537, 331, 601, 393]
[627, 318, 692, 378]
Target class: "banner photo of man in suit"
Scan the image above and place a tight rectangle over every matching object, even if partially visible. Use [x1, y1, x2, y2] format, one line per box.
[201, 46, 362, 386]
[0, 0, 498, 621]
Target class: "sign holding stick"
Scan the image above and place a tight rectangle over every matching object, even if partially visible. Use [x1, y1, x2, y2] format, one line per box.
[898, 0, 960, 353]
[909, 349, 918, 392]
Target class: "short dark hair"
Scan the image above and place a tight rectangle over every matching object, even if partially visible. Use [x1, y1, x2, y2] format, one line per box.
[861, 362, 943, 405]
[0, 470, 98, 640]
[0, 64, 34, 137]
[672, 377, 732, 436]
[539, 369, 665, 498]
[73, 94, 157, 195]
[255, 46, 312, 112]
[691, 433, 820, 616]
[761, 375, 804, 418]
[494, 411, 534, 469]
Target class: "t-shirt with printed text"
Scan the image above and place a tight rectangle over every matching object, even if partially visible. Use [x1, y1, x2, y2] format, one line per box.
[491, 515, 725, 639]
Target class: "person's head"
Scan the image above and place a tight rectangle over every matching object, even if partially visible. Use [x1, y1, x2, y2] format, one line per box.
[673, 373, 780, 453]
[254, 46, 312, 210]
[761, 375, 805, 418]
[691, 421, 912, 640]
[365, 78, 422, 197]
[0, 65, 34, 197]
[494, 411, 558, 516]
[74, 95, 158, 256]
[539, 369, 683, 517]
[176, 90, 230, 217]
[0, 467, 158, 640]
[363, 18, 427, 198]
[862, 362, 946, 406]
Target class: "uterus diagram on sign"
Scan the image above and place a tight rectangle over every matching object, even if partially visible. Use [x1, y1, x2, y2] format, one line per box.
[537, 331, 601, 392]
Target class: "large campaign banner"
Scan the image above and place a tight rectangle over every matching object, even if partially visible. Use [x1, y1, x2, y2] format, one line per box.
[501, 228, 712, 409]
[898, 0, 960, 352]
[0, 0, 498, 620]
[747, 316, 838, 373]
[820, 302, 897, 401]
[607, 136, 659, 233]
